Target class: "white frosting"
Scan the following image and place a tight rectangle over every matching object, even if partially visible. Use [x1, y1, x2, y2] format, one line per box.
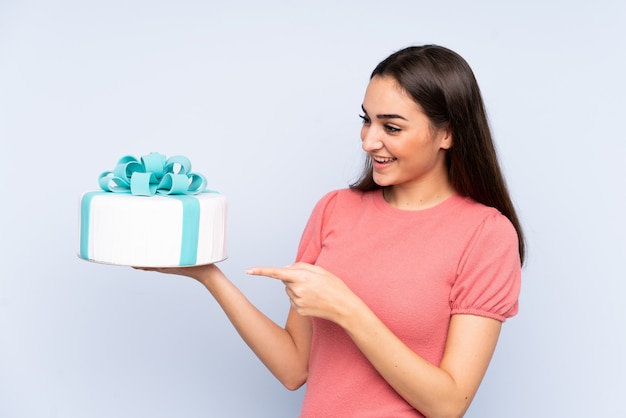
[79, 192, 227, 267]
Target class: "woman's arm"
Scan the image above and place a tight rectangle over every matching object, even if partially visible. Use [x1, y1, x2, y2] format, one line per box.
[138, 264, 312, 390]
[248, 262, 502, 418]
[344, 302, 500, 418]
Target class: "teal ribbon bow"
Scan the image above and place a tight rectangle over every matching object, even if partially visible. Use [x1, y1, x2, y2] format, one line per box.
[98, 152, 207, 195]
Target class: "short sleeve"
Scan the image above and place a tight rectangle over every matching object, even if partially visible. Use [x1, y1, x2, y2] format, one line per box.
[450, 212, 522, 322]
[295, 190, 340, 264]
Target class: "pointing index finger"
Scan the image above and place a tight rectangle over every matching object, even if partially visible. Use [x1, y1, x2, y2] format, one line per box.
[246, 266, 292, 281]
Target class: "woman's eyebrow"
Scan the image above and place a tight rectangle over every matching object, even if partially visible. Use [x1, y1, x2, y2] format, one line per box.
[361, 105, 408, 121]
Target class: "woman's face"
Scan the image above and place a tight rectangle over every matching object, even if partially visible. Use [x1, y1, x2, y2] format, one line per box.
[360, 76, 452, 191]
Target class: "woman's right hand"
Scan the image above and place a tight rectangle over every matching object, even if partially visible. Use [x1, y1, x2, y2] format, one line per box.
[133, 263, 221, 286]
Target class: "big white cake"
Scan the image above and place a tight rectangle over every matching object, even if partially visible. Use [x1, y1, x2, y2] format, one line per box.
[78, 152, 227, 267]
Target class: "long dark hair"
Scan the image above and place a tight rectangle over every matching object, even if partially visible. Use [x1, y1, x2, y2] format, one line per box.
[350, 45, 526, 264]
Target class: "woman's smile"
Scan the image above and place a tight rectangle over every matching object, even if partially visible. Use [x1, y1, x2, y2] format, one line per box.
[371, 155, 398, 169]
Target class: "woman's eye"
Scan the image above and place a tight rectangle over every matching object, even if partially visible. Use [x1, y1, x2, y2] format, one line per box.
[385, 125, 401, 133]
[359, 114, 371, 124]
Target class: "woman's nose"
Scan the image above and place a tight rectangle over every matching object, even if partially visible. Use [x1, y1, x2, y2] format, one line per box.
[361, 126, 383, 152]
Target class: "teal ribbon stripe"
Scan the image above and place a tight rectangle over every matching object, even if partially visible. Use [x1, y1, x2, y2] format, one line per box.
[80, 152, 217, 266]
[80, 191, 101, 261]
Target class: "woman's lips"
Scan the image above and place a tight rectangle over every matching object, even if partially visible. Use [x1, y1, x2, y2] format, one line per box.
[372, 155, 397, 169]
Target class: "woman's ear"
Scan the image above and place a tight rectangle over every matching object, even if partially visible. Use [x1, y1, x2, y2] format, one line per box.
[440, 126, 453, 150]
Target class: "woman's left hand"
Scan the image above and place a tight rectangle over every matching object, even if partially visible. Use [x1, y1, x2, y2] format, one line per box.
[246, 262, 357, 325]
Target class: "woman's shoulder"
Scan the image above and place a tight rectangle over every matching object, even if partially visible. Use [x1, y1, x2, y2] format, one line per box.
[315, 187, 375, 208]
[453, 194, 507, 219]
[307, 188, 374, 219]
[453, 195, 518, 239]
[320, 187, 368, 198]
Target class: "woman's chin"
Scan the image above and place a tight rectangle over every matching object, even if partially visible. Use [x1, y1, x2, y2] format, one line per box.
[372, 174, 393, 187]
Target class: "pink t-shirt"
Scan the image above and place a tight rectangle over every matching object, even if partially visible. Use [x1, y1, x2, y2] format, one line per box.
[295, 188, 521, 417]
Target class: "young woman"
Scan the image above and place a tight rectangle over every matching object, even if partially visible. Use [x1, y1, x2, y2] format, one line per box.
[143, 45, 524, 418]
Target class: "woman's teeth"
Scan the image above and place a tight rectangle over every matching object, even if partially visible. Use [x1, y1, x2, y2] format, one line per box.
[373, 156, 396, 163]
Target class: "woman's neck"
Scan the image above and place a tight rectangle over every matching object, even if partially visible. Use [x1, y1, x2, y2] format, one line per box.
[383, 181, 456, 211]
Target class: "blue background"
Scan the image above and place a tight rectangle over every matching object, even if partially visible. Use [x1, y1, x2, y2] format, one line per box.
[1, 1, 625, 416]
